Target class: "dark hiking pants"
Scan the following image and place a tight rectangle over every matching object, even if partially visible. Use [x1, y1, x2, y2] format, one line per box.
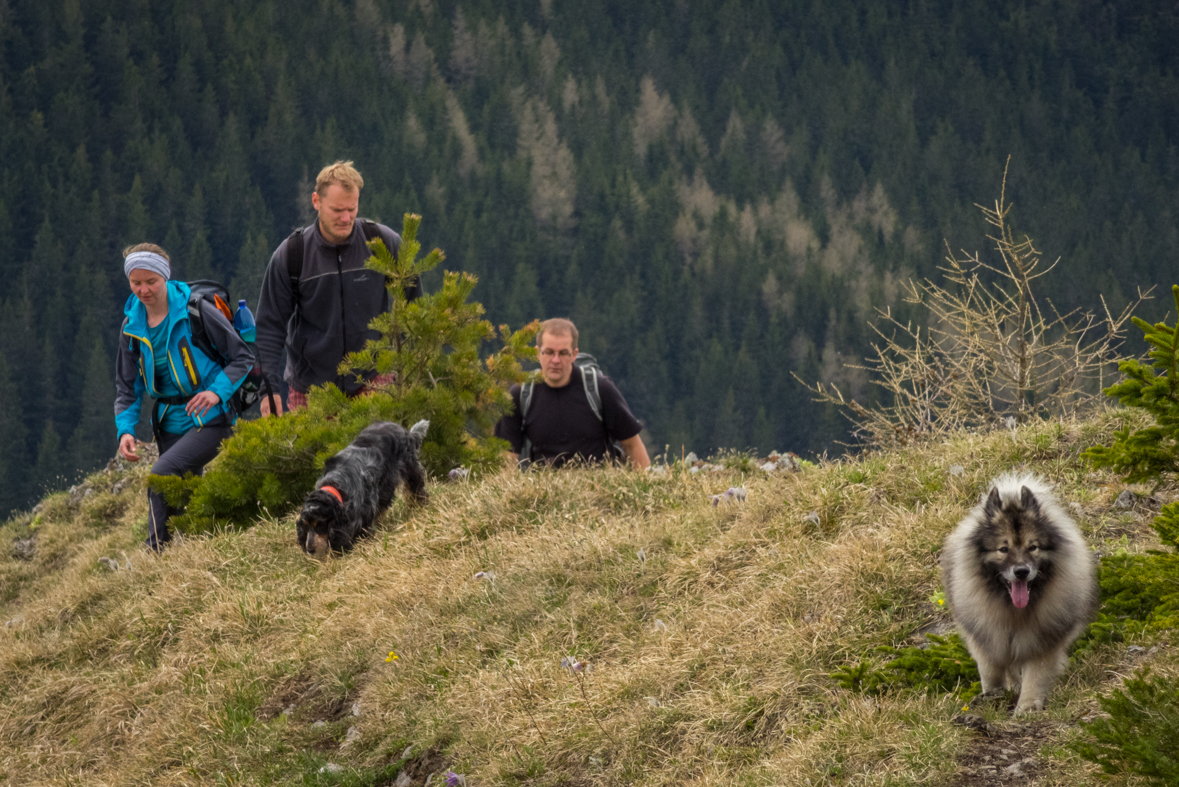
[147, 416, 233, 551]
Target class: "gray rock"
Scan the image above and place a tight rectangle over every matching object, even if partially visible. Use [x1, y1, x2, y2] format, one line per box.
[68, 484, 95, 505]
[1114, 489, 1138, 510]
[12, 537, 36, 561]
[1003, 758, 1038, 776]
[776, 453, 802, 472]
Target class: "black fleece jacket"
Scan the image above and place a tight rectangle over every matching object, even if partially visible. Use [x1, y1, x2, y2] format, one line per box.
[255, 219, 421, 396]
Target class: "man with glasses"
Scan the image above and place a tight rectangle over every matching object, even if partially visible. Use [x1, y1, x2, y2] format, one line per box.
[495, 318, 650, 469]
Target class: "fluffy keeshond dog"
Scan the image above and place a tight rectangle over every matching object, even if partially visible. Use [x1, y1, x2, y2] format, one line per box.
[941, 473, 1097, 714]
[296, 420, 429, 558]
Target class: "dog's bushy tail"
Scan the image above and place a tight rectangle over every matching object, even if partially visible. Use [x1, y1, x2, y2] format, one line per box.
[409, 419, 429, 448]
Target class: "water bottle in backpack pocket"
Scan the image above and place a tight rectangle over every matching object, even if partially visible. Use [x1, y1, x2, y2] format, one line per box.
[234, 299, 257, 342]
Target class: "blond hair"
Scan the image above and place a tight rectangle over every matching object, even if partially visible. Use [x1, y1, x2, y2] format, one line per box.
[538, 318, 579, 348]
[122, 243, 171, 261]
[315, 160, 365, 196]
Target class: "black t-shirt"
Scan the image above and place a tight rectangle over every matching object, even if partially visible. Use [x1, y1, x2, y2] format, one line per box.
[495, 367, 643, 467]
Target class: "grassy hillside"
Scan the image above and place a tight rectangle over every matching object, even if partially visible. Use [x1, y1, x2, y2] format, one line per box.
[0, 412, 1174, 786]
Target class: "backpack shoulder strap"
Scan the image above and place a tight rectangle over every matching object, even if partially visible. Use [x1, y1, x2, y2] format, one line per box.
[581, 366, 603, 422]
[520, 381, 535, 421]
[185, 295, 225, 365]
[517, 381, 535, 465]
[287, 228, 305, 308]
[360, 218, 381, 242]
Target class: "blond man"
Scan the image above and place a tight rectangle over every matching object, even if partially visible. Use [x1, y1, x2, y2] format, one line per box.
[255, 161, 421, 414]
[495, 319, 651, 469]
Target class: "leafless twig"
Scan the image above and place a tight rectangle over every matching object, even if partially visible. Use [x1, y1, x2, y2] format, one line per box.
[799, 158, 1152, 447]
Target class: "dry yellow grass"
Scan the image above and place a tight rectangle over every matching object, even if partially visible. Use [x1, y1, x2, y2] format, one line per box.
[0, 411, 1172, 786]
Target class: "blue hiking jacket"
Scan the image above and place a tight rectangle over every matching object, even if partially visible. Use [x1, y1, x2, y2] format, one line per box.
[114, 281, 252, 438]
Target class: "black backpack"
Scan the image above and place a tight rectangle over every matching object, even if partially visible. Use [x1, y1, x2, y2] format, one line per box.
[183, 280, 276, 415]
[518, 353, 626, 465]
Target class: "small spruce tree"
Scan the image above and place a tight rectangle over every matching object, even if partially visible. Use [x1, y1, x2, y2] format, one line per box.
[1085, 284, 1179, 547]
[339, 213, 539, 473]
[1076, 284, 1179, 781]
[151, 213, 538, 534]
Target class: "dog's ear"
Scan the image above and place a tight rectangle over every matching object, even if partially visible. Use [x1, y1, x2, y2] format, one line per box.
[1020, 485, 1040, 513]
[409, 419, 429, 449]
[984, 486, 1003, 516]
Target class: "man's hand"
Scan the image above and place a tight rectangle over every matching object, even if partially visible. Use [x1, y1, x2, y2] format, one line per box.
[185, 391, 221, 418]
[260, 393, 285, 418]
[118, 433, 140, 462]
[619, 435, 651, 470]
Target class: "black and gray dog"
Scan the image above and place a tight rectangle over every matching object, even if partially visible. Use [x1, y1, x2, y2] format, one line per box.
[296, 420, 429, 557]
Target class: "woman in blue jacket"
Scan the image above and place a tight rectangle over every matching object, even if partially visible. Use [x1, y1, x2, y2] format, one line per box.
[114, 243, 252, 551]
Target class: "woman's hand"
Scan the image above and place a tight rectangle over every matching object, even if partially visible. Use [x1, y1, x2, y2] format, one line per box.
[185, 391, 221, 418]
[118, 433, 140, 462]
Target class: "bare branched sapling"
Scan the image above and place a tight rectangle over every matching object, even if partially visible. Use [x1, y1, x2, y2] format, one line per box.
[801, 159, 1149, 446]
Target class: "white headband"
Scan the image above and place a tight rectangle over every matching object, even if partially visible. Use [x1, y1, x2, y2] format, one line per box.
[124, 251, 171, 281]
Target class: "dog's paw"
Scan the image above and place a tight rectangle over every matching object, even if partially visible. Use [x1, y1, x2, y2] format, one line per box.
[1013, 697, 1044, 716]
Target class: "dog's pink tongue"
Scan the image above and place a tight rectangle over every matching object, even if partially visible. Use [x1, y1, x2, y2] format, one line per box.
[1010, 579, 1030, 608]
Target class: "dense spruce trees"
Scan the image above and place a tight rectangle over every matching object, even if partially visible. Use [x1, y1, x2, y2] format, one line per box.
[2, 0, 1179, 517]
[0, 352, 28, 516]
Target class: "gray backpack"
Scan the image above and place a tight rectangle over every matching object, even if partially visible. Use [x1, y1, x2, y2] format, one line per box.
[518, 353, 624, 464]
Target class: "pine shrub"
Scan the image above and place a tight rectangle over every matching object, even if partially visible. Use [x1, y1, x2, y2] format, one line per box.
[832, 634, 981, 699]
[1085, 285, 1179, 492]
[1073, 284, 1179, 778]
[150, 214, 538, 534]
[1070, 672, 1179, 784]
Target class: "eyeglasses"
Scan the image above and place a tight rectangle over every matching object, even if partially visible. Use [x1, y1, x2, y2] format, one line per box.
[539, 349, 574, 359]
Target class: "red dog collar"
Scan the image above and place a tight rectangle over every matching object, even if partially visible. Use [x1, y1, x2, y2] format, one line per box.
[319, 485, 344, 505]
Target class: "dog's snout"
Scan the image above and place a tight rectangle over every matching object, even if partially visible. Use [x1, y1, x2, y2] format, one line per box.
[1013, 566, 1031, 580]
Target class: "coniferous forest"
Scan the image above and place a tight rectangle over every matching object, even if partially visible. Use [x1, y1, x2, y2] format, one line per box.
[1, 0, 1177, 517]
